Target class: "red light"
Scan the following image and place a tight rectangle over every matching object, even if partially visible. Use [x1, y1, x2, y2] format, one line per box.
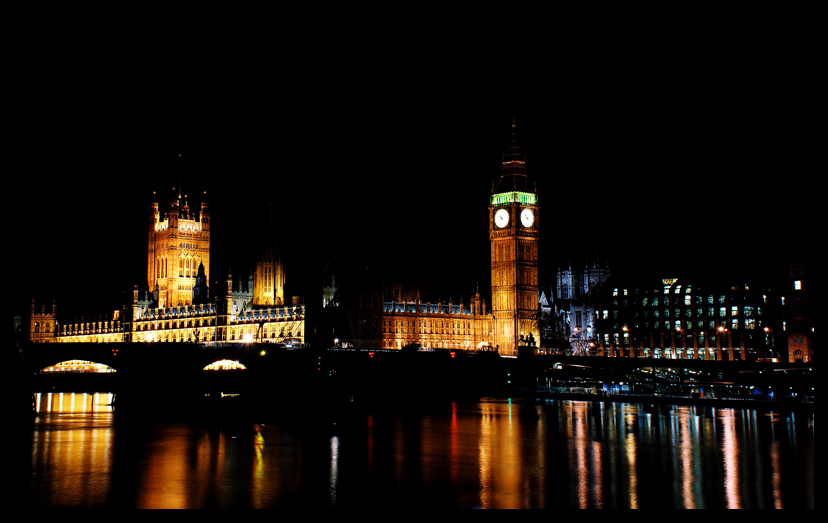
[369, 352, 375, 359]
[450, 352, 456, 359]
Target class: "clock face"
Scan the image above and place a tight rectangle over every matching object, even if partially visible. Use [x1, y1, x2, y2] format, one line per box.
[521, 209, 535, 228]
[495, 209, 510, 228]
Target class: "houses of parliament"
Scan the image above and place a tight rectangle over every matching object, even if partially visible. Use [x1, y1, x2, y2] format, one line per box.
[354, 119, 540, 355]
[21, 120, 541, 356]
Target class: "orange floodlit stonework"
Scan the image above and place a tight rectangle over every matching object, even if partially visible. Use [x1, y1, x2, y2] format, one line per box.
[28, 188, 304, 347]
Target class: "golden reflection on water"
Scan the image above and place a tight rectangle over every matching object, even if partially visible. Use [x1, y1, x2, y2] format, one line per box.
[28, 396, 814, 509]
[31, 393, 114, 508]
[478, 401, 524, 509]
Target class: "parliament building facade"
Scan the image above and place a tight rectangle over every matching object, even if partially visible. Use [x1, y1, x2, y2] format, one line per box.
[25, 191, 304, 346]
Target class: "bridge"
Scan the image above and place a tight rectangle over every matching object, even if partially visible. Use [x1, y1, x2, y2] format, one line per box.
[18, 342, 814, 413]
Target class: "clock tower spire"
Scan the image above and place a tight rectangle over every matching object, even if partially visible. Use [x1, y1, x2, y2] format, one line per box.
[490, 117, 540, 356]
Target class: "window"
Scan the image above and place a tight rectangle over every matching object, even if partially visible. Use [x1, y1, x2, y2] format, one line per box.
[708, 296, 715, 305]
[720, 307, 727, 317]
[653, 298, 659, 307]
[745, 319, 756, 330]
[731, 319, 739, 330]
[603, 310, 609, 320]
[642, 298, 649, 307]
[719, 296, 726, 304]
[794, 281, 802, 290]
[732, 306, 739, 317]
[744, 307, 755, 317]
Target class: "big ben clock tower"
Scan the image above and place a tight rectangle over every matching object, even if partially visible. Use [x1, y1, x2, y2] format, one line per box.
[490, 118, 540, 355]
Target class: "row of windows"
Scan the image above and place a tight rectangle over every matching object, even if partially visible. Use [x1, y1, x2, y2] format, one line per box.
[155, 257, 203, 279]
[608, 319, 761, 332]
[601, 306, 763, 320]
[384, 319, 476, 336]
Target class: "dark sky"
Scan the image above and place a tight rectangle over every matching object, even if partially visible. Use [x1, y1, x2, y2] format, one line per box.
[12, 84, 815, 318]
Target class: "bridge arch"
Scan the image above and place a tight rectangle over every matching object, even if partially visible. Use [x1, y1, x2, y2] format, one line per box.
[203, 360, 247, 371]
[39, 360, 117, 374]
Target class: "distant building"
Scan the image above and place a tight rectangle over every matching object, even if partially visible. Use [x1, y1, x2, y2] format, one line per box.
[592, 276, 777, 361]
[784, 262, 814, 363]
[553, 260, 611, 345]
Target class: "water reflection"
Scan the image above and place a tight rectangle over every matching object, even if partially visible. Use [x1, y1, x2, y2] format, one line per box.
[27, 395, 814, 509]
[31, 393, 114, 508]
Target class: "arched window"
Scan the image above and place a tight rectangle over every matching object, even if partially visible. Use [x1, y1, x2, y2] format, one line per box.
[179, 258, 184, 278]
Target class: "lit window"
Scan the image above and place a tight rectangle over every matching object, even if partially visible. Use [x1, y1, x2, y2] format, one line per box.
[794, 281, 802, 290]
[720, 308, 727, 317]
[685, 296, 692, 306]
[731, 319, 739, 330]
[732, 306, 739, 317]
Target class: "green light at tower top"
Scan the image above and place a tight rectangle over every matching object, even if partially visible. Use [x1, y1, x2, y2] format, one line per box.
[491, 192, 538, 207]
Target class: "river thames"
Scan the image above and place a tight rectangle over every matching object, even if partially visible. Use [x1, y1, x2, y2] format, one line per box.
[24, 393, 814, 509]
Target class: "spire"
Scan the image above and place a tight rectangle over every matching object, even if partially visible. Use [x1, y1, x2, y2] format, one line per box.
[494, 116, 534, 194]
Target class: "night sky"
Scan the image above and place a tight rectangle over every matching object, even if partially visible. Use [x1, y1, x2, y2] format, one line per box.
[13, 91, 815, 320]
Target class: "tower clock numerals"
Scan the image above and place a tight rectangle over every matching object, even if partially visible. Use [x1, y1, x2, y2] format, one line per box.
[521, 209, 535, 228]
[495, 209, 510, 229]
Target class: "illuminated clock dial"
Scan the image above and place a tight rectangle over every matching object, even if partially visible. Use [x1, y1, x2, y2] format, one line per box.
[495, 209, 510, 228]
[521, 209, 535, 228]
